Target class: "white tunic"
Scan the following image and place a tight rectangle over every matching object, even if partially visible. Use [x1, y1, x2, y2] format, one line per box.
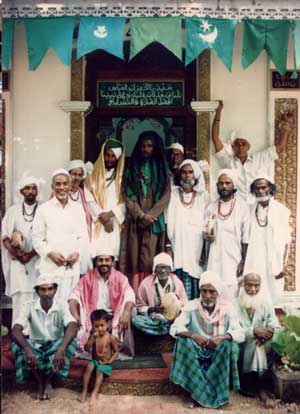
[1, 202, 40, 296]
[206, 195, 250, 291]
[215, 145, 278, 204]
[166, 188, 209, 278]
[32, 197, 87, 299]
[244, 199, 291, 305]
[84, 170, 125, 259]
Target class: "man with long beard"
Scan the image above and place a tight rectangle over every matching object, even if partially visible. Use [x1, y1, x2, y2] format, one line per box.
[237, 272, 280, 404]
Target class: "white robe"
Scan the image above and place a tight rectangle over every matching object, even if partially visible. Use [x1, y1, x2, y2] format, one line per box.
[166, 188, 209, 278]
[84, 170, 125, 260]
[244, 199, 291, 305]
[206, 195, 250, 299]
[32, 197, 87, 300]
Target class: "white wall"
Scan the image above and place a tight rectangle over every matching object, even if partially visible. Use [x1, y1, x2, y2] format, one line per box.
[9, 23, 71, 202]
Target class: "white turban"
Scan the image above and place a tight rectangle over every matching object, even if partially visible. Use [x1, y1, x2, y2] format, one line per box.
[34, 274, 59, 288]
[199, 271, 224, 295]
[152, 253, 173, 272]
[251, 171, 274, 186]
[68, 160, 87, 178]
[217, 168, 238, 188]
[16, 175, 43, 192]
[168, 143, 184, 154]
[111, 147, 122, 160]
[179, 159, 206, 193]
[51, 168, 71, 179]
[91, 244, 115, 259]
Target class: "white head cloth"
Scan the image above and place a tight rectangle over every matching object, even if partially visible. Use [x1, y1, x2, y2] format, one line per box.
[51, 168, 71, 180]
[91, 244, 115, 259]
[217, 168, 238, 188]
[68, 160, 88, 178]
[110, 147, 122, 160]
[251, 171, 274, 186]
[179, 159, 206, 193]
[152, 252, 173, 272]
[34, 274, 59, 288]
[199, 271, 224, 295]
[15, 173, 45, 202]
[168, 143, 184, 154]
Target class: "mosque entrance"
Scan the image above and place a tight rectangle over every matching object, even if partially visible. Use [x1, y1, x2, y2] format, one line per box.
[84, 42, 197, 162]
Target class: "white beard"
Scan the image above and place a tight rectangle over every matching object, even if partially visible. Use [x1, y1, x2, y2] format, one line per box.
[239, 288, 264, 311]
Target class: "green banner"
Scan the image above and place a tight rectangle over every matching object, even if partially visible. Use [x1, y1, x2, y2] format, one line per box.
[242, 19, 291, 75]
[292, 20, 300, 75]
[2, 18, 15, 70]
[186, 18, 237, 70]
[130, 17, 182, 61]
[23, 17, 74, 70]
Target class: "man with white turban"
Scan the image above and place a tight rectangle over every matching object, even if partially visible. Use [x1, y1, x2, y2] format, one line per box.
[166, 159, 210, 299]
[211, 101, 295, 204]
[2, 175, 43, 324]
[32, 169, 87, 300]
[167, 142, 185, 180]
[132, 252, 187, 336]
[243, 174, 291, 305]
[84, 139, 125, 261]
[170, 271, 244, 409]
[204, 169, 250, 300]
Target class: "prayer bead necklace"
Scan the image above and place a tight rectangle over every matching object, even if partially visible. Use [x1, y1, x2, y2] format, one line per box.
[22, 202, 38, 223]
[217, 197, 236, 220]
[96, 332, 109, 361]
[69, 190, 80, 202]
[179, 190, 196, 208]
[255, 204, 268, 227]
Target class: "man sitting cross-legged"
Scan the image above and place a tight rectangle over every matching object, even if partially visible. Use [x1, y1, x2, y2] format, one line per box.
[11, 275, 78, 401]
[69, 248, 135, 358]
[170, 271, 244, 409]
[132, 252, 187, 336]
[237, 272, 280, 406]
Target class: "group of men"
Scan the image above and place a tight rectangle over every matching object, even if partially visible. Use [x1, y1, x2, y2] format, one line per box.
[2, 101, 295, 406]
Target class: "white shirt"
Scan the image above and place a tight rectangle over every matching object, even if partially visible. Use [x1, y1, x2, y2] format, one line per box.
[14, 296, 76, 342]
[215, 145, 278, 204]
[96, 276, 113, 314]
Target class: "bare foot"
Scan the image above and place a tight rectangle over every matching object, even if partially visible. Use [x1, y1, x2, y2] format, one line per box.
[79, 391, 87, 403]
[89, 393, 99, 407]
[183, 398, 198, 409]
[42, 382, 54, 400]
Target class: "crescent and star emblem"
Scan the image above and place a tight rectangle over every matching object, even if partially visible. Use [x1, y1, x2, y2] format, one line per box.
[93, 25, 108, 39]
[198, 20, 218, 43]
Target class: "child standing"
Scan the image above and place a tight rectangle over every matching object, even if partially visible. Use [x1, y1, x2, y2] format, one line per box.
[80, 309, 118, 404]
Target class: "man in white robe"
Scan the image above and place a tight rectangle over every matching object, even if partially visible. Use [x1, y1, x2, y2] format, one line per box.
[166, 159, 210, 299]
[2, 176, 42, 324]
[237, 272, 280, 405]
[204, 169, 250, 300]
[32, 169, 87, 300]
[84, 139, 125, 261]
[211, 101, 295, 204]
[243, 174, 291, 305]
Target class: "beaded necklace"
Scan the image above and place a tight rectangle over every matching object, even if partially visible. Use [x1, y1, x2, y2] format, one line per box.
[179, 190, 196, 209]
[22, 202, 38, 223]
[217, 196, 236, 220]
[69, 190, 80, 202]
[255, 204, 268, 227]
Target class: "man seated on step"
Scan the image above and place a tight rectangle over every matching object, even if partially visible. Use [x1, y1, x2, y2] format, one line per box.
[237, 272, 280, 406]
[11, 275, 77, 401]
[170, 271, 244, 409]
[132, 253, 187, 336]
[68, 247, 135, 358]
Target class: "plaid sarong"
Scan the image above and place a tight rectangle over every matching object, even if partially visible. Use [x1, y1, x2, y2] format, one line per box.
[170, 337, 240, 408]
[175, 269, 199, 300]
[132, 314, 170, 336]
[89, 360, 112, 376]
[11, 338, 77, 384]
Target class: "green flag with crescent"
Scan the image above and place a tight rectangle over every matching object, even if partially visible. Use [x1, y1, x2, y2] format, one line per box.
[130, 17, 182, 61]
[242, 19, 291, 75]
[185, 18, 237, 70]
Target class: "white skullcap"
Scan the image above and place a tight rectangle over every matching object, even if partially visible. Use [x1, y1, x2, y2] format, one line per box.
[16, 175, 43, 192]
[153, 252, 173, 272]
[51, 168, 71, 179]
[111, 147, 122, 160]
[217, 168, 238, 188]
[168, 143, 184, 154]
[91, 244, 115, 259]
[68, 160, 87, 179]
[179, 159, 206, 193]
[251, 171, 274, 186]
[34, 274, 59, 288]
[199, 271, 224, 295]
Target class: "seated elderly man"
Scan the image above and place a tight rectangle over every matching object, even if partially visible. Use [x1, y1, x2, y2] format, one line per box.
[69, 247, 135, 357]
[170, 271, 244, 409]
[132, 252, 187, 336]
[11, 275, 77, 401]
[237, 272, 280, 403]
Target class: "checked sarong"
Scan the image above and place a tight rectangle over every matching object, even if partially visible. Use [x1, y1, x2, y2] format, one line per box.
[11, 338, 77, 384]
[170, 337, 240, 408]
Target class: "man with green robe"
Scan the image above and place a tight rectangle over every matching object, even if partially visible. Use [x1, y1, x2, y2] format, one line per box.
[119, 131, 171, 293]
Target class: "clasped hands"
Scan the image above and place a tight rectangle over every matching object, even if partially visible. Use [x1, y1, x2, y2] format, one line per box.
[48, 251, 79, 267]
[253, 327, 274, 346]
[190, 333, 225, 349]
[99, 211, 114, 233]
